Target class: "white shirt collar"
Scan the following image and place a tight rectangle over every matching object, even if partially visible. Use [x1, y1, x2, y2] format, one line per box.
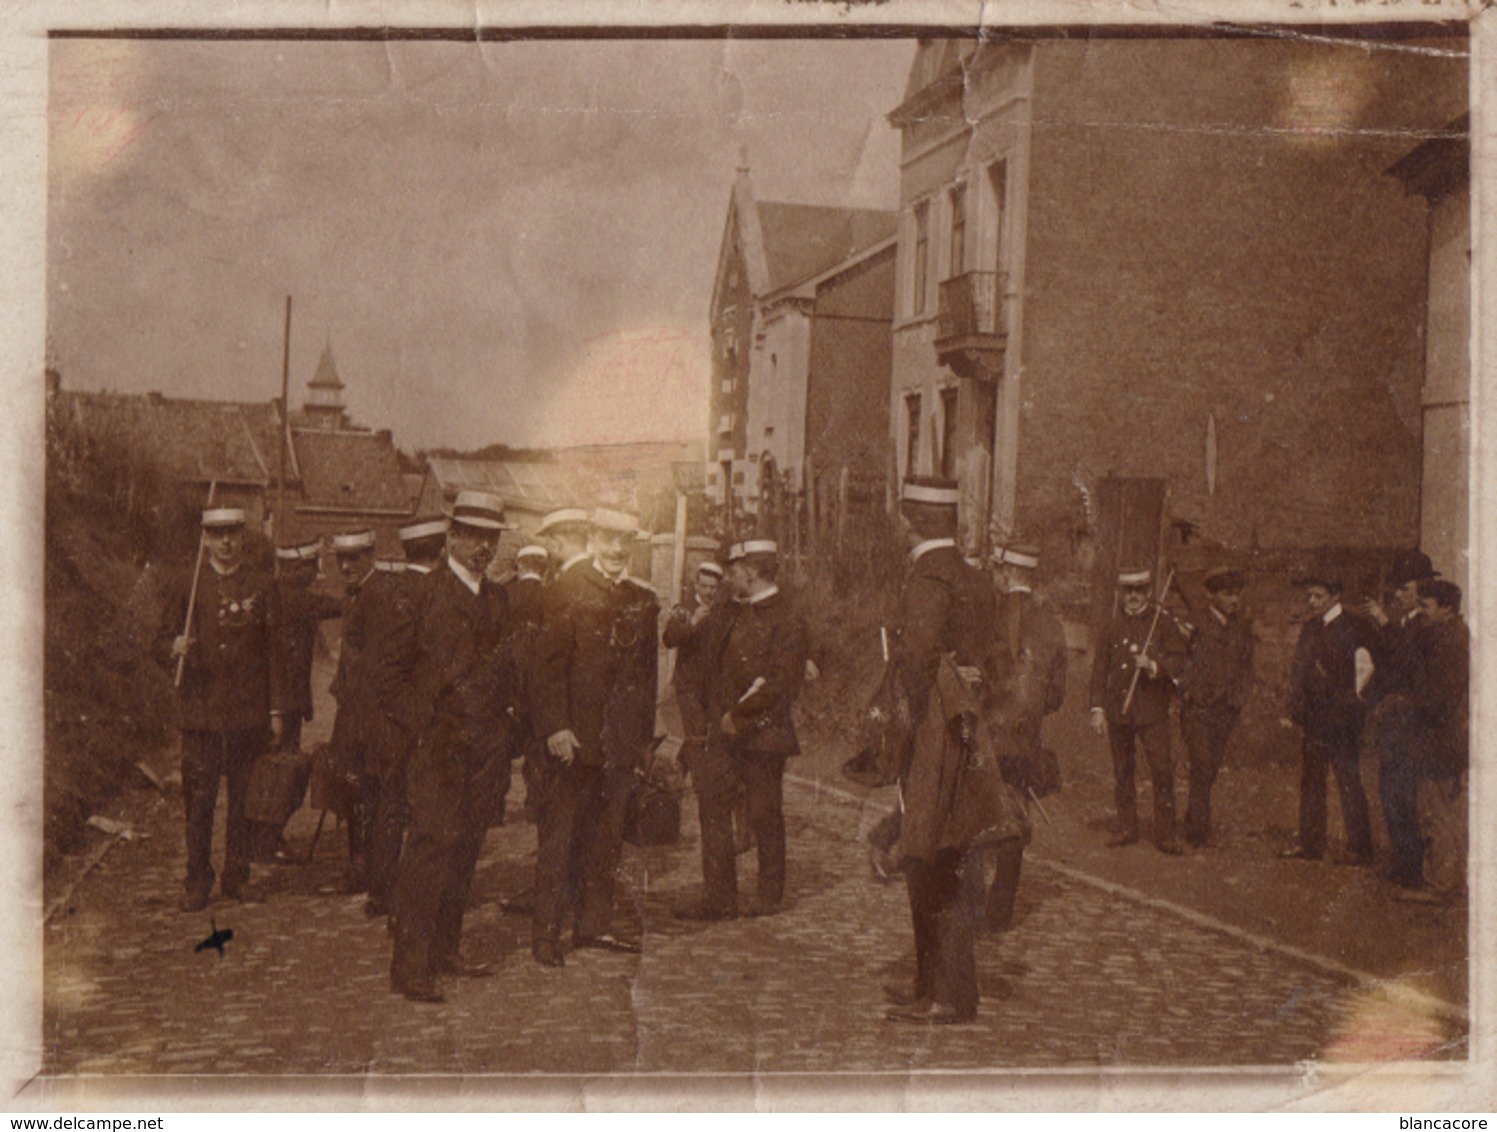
[1321, 602, 1343, 625]
[447, 555, 484, 596]
[1210, 606, 1229, 626]
[405, 563, 433, 575]
[1006, 583, 1032, 596]
[910, 537, 956, 565]
[517, 570, 543, 582]
[208, 558, 242, 577]
[746, 584, 780, 606]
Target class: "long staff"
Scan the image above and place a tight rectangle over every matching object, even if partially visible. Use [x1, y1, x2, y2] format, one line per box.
[173, 481, 218, 688]
[1119, 565, 1175, 717]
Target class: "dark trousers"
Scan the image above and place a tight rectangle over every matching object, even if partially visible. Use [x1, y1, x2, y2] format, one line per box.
[532, 760, 634, 948]
[1298, 735, 1372, 858]
[907, 846, 984, 1017]
[367, 768, 408, 907]
[1108, 720, 1175, 843]
[695, 741, 787, 911]
[248, 715, 305, 862]
[1181, 705, 1238, 843]
[390, 743, 507, 985]
[181, 728, 265, 898]
[1379, 751, 1424, 887]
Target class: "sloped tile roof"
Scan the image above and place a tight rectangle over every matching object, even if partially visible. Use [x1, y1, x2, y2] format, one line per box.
[62, 390, 288, 485]
[291, 427, 411, 512]
[755, 202, 898, 294]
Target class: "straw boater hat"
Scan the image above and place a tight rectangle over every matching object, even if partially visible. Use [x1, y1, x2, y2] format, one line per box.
[330, 529, 376, 554]
[537, 508, 591, 536]
[275, 537, 322, 562]
[900, 477, 960, 509]
[590, 507, 640, 534]
[448, 491, 513, 531]
[201, 507, 246, 529]
[993, 542, 1040, 570]
[398, 515, 449, 544]
[727, 539, 777, 563]
[697, 560, 724, 579]
[1118, 566, 1152, 588]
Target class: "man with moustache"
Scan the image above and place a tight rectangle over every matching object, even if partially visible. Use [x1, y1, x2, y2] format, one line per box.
[675, 542, 807, 922]
[388, 492, 518, 1003]
[530, 507, 659, 967]
[155, 507, 285, 912]
[1089, 566, 1189, 855]
[662, 560, 727, 781]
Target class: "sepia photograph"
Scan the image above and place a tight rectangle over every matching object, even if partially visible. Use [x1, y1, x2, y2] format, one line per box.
[10, 0, 1491, 1111]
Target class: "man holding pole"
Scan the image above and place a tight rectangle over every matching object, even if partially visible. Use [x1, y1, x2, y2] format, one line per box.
[1089, 566, 1188, 855]
[155, 506, 284, 912]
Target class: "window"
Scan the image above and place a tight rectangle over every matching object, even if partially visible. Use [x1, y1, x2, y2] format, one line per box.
[905, 392, 923, 475]
[912, 201, 930, 316]
[948, 184, 966, 278]
[988, 160, 1008, 273]
[718, 413, 734, 435]
[940, 387, 959, 479]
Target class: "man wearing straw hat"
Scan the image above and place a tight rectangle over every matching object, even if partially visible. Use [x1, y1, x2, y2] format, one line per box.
[661, 559, 727, 781]
[982, 541, 1066, 930]
[389, 492, 518, 1003]
[326, 527, 397, 894]
[154, 506, 285, 913]
[676, 540, 807, 922]
[880, 476, 1001, 1025]
[530, 505, 659, 966]
[246, 535, 341, 864]
[361, 514, 448, 919]
[1089, 566, 1189, 855]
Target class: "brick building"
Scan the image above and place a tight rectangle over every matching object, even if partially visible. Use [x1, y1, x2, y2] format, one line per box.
[706, 167, 895, 530]
[886, 32, 1468, 589]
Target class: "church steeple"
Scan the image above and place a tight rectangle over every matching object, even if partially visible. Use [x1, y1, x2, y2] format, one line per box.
[304, 339, 348, 429]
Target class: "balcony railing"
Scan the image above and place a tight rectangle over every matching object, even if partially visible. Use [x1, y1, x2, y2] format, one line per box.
[937, 270, 1006, 342]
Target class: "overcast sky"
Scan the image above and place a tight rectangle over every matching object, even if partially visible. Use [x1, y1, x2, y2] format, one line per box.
[47, 36, 913, 452]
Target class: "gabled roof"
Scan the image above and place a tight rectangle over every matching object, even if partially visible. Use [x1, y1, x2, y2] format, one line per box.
[291, 427, 411, 513]
[61, 390, 293, 486]
[715, 170, 897, 310]
[888, 39, 976, 128]
[756, 203, 898, 297]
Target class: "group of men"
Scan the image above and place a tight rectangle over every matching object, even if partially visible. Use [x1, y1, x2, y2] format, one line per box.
[154, 475, 1468, 1023]
[156, 492, 817, 1005]
[1085, 547, 1469, 902]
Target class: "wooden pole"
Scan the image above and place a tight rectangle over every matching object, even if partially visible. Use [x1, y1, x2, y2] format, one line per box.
[836, 464, 849, 570]
[664, 487, 688, 688]
[276, 295, 292, 549]
[174, 480, 219, 688]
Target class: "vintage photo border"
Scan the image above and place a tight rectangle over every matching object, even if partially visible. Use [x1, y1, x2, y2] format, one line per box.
[3, 0, 1492, 1111]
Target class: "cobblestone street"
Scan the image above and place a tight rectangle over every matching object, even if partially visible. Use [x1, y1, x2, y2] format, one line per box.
[40, 741, 1466, 1078]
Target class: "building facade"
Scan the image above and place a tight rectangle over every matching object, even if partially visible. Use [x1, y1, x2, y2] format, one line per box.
[887, 34, 1467, 578]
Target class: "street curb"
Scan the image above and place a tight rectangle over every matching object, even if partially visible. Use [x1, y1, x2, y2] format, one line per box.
[783, 771, 1469, 1027]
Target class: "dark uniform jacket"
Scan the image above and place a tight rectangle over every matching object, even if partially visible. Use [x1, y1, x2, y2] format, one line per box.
[1287, 606, 1376, 745]
[1177, 607, 1255, 714]
[891, 541, 1018, 862]
[663, 598, 730, 738]
[892, 543, 992, 724]
[986, 589, 1067, 730]
[707, 588, 809, 758]
[408, 562, 516, 764]
[531, 562, 659, 770]
[1412, 615, 1468, 777]
[155, 561, 284, 732]
[275, 580, 343, 723]
[1090, 606, 1188, 727]
[1364, 611, 1424, 706]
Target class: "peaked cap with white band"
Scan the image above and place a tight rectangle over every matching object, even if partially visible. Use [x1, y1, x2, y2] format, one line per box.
[201, 507, 247, 529]
[331, 529, 376, 553]
[398, 515, 449, 542]
[275, 538, 322, 561]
